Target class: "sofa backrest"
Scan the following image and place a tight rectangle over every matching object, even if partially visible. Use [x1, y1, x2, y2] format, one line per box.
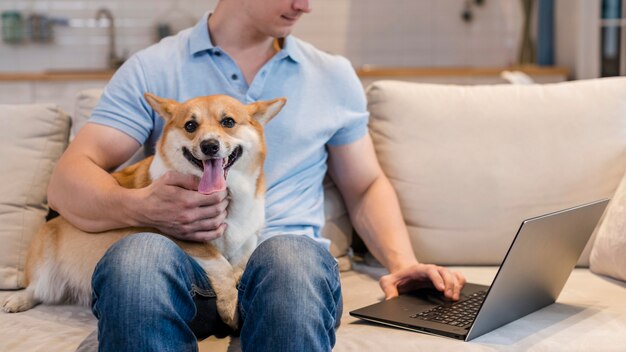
[367, 78, 626, 266]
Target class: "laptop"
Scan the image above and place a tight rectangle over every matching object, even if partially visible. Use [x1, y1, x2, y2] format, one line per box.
[350, 199, 609, 341]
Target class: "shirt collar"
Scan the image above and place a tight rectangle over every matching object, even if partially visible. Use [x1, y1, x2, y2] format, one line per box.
[188, 12, 215, 55]
[280, 36, 302, 63]
[188, 12, 302, 64]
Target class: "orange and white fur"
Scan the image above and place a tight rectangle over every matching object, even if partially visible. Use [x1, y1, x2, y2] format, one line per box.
[1, 93, 286, 329]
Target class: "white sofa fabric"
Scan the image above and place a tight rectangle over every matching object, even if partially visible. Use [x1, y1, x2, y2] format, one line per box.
[1, 78, 626, 351]
[367, 79, 626, 266]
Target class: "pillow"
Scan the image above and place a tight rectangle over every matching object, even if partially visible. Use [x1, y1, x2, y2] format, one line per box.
[590, 169, 626, 281]
[0, 104, 70, 289]
[367, 78, 626, 266]
[74, 89, 354, 268]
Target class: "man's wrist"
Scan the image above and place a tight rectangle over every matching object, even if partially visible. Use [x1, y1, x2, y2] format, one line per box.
[387, 255, 419, 273]
[111, 186, 142, 228]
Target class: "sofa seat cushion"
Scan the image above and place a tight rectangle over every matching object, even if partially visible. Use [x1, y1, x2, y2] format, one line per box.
[2, 266, 625, 351]
[367, 78, 626, 266]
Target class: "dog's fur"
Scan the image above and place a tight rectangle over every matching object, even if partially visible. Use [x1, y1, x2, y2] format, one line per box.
[1, 93, 286, 329]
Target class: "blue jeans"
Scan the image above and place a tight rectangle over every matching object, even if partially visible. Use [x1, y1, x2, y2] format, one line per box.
[91, 233, 343, 352]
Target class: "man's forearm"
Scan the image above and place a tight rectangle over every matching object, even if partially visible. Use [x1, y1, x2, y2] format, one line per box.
[347, 174, 419, 272]
[48, 155, 137, 232]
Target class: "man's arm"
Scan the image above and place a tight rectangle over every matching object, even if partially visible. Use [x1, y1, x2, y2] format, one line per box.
[328, 134, 465, 300]
[47, 123, 228, 241]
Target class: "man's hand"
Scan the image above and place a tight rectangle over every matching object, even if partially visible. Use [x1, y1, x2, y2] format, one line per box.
[379, 263, 466, 301]
[132, 170, 229, 242]
[327, 137, 467, 301]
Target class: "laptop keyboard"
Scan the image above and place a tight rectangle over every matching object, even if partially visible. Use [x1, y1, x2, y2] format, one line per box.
[409, 290, 487, 328]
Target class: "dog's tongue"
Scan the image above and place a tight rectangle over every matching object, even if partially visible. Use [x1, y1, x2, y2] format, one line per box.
[198, 159, 225, 194]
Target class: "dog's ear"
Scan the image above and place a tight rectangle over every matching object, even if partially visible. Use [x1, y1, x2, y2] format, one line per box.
[144, 93, 179, 121]
[247, 98, 286, 125]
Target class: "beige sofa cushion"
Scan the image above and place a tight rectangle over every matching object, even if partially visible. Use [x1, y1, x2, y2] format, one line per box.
[0, 104, 70, 289]
[590, 169, 626, 281]
[367, 78, 626, 266]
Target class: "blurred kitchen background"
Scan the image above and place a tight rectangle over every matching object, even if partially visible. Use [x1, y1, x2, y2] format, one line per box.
[0, 0, 623, 111]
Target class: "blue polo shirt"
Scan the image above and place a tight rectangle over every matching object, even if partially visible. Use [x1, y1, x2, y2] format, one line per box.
[90, 12, 368, 247]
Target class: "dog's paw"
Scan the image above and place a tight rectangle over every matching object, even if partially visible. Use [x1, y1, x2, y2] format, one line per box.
[2, 291, 36, 313]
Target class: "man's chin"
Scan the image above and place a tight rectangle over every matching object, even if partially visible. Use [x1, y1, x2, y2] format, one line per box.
[270, 25, 294, 38]
[272, 31, 292, 39]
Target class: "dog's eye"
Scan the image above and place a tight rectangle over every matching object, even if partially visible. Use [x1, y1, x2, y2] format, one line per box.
[184, 120, 198, 133]
[221, 117, 236, 128]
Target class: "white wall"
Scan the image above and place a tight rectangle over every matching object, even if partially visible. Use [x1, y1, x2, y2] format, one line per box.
[0, 0, 525, 72]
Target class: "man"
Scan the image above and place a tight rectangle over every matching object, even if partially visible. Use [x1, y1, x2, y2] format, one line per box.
[49, 0, 465, 351]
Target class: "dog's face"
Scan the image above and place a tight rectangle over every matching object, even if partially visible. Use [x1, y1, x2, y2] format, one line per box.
[145, 93, 286, 194]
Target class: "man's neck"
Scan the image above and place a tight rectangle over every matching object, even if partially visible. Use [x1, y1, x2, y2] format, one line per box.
[209, 15, 274, 52]
[207, 13, 280, 85]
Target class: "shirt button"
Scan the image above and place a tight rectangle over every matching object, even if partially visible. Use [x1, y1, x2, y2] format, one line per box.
[231, 73, 238, 80]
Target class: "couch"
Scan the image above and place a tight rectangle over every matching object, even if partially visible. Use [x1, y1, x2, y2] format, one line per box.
[1, 78, 625, 351]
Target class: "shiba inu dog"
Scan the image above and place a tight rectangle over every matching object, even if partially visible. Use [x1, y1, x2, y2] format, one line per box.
[1, 93, 286, 329]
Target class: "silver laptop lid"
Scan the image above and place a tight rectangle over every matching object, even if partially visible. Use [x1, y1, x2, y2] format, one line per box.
[466, 199, 609, 341]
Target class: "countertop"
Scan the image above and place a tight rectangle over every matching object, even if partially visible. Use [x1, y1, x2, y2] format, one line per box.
[0, 66, 569, 82]
[0, 70, 116, 82]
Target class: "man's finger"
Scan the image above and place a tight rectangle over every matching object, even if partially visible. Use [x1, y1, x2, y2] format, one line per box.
[161, 170, 199, 190]
[174, 189, 228, 209]
[455, 271, 467, 287]
[437, 267, 456, 299]
[379, 275, 399, 300]
[426, 266, 445, 292]
[453, 271, 466, 300]
[160, 172, 229, 207]
[185, 223, 227, 242]
[183, 200, 229, 222]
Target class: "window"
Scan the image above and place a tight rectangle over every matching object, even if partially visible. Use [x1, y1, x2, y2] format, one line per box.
[601, 0, 625, 76]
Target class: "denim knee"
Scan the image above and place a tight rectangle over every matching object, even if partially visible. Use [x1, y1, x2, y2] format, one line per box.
[238, 235, 343, 351]
[248, 235, 339, 279]
[93, 233, 190, 288]
[91, 233, 198, 319]
[91, 233, 229, 350]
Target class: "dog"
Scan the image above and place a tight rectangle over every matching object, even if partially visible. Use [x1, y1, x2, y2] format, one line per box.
[1, 93, 286, 329]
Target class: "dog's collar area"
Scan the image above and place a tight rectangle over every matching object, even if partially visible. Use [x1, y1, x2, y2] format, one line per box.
[182, 146, 242, 172]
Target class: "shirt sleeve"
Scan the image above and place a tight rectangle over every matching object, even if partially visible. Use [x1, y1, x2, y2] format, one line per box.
[88, 54, 155, 145]
[327, 57, 369, 146]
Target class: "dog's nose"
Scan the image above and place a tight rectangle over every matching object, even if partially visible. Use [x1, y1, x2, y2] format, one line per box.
[200, 139, 220, 156]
